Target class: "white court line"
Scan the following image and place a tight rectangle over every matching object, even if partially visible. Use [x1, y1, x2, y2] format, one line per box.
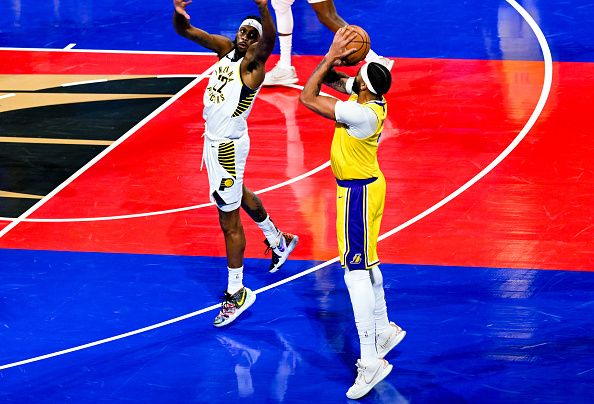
[380, 0, 552, 241]
[64, 43, 76, 49]
[0, 162, 331, 223]
[0, 0, 552, 371]
[61, 76, 200, 88]
[0, 88, 333, 223]
[0, 46, 215, 56]
[0, 63, 217, 240]
[157, 74, 201, 78]
[61, 79, 108, 87]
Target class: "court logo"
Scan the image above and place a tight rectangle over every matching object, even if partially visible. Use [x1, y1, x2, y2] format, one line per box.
[350, 253, 362, 265]
[0, 67, 190, 218]
[219, 178, 235, 191]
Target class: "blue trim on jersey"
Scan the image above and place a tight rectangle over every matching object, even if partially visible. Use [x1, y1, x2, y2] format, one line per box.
[345, 184, 367, 270]
[337, 177, 377, 187]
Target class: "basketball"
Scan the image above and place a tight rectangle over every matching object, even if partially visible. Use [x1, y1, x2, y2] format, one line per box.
[343, 25, 371, 65]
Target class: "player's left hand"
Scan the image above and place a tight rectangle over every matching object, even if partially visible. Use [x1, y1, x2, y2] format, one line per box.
[174, 0, 192, 20]
[253, 0, 268, 7]
[326, 26, 357, 66]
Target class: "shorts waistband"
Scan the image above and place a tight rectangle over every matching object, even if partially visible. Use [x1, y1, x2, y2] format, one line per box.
[203, 131, 245, 142]
[336, 177, 378, 187]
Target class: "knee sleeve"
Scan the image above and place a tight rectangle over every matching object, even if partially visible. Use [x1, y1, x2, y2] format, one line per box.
[370, 265, 383, 288]
[370, 266, 390, 334]
[343, 269, 376, 351]
[343, 269, 374, 313]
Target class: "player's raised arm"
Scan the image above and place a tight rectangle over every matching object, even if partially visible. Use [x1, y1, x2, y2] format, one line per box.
[324, 68, 352, 94]
[250, 0, 276, 62]
[239, 0, 276, 89]
[300, 27, 357, 119]
[172, 0, 233, 58]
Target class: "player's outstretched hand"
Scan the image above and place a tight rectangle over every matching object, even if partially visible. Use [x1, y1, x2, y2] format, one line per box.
[174, 0, 192, 20]
[326, 26, 358, 66]
[253, 0, 269, 8]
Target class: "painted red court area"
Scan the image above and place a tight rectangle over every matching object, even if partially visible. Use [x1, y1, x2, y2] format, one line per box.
[1, 51, 593, 271]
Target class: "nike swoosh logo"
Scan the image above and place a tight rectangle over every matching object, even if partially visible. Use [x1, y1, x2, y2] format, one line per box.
[364, 362, 385, 384]
[236, 290, 246, 306]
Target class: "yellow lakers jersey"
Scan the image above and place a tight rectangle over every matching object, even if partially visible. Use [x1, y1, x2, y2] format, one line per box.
[330, 94, 387, 180]
[203, 49, 260, 140]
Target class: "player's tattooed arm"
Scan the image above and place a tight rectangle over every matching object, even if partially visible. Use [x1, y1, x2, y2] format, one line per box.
[300, 56, 339, 120]
[324, 68, 350, 94]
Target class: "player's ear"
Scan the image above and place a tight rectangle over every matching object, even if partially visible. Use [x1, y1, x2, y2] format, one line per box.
[359, 78, 368, 92]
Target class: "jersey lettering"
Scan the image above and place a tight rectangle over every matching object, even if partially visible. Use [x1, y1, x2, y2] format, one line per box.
[206, 65, 235, 104]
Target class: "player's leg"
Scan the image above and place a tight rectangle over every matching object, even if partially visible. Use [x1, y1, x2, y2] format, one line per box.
[264, 0, 299, 86]
[337, 182, 393, 399]
[371, 264, 406, 358]
[309, 0, 394, 70]
[308, 0, 347, 32]
[241, 186, 299, 273]
[213, 206, 256, 327]
[218, 207, 245, 281]
[204, 136, 256, 327]
[366, 175, 406, 357]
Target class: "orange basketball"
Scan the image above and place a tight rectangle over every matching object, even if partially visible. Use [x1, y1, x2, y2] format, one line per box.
[343, 25, 371, 65]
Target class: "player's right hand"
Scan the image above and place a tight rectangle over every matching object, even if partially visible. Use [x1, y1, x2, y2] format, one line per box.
[327, 26, 357, 66]
[174, 0, 192, 20]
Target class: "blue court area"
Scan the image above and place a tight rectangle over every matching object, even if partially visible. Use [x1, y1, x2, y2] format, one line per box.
[1, 0, 594, 61]
[1, 248, 593, 402]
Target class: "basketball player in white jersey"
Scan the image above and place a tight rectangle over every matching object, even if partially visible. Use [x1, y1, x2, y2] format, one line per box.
[173, 0, 299, 327]
[263, 0, 394, 86]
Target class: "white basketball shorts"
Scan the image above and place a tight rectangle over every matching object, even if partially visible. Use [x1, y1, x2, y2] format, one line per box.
[203, 134, 250, 212]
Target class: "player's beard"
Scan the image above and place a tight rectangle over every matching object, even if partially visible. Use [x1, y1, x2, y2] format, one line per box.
[352, 78, 361, 95]
[232, 38, 247, 60]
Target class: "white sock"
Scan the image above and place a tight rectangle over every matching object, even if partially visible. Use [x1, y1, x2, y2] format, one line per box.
[279, 34, 293, 68]
[256, 215, 281, 247]
[370, 266, 390, 336]
[228, 266, 244, 294]
[365, 49, 380, 62]
[272, 0, 294, 68]
[344, 268, 376, 365]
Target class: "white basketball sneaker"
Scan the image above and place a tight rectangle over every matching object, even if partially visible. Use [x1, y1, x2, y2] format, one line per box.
[263, 63, 299, 86]
[265, 232, 299, 273]
[376, 322, 407, 358]
[374, 56, 395, 71]
[346, 358, 393, 400]
[213, 287, 256, 327]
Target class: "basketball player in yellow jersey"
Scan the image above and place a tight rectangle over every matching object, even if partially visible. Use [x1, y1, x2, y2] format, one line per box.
[300, 27, 406, 400]
[173, 0, 298, 327]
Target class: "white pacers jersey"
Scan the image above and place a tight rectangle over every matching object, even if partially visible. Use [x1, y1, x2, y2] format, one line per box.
[203, 49, 260, 140]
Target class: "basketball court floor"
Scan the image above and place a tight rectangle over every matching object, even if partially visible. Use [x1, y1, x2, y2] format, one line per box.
[1, 0, 593, 402]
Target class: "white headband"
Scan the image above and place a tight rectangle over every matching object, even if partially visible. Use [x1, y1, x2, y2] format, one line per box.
[240, 19, 263, 37]
[360, 63, 377, 95]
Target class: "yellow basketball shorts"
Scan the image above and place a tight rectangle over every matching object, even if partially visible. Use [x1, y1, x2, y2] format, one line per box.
[336, 174, 386, 270]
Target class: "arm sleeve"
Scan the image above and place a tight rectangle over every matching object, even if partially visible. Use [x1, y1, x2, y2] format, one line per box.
[334, 100, 379, 139]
